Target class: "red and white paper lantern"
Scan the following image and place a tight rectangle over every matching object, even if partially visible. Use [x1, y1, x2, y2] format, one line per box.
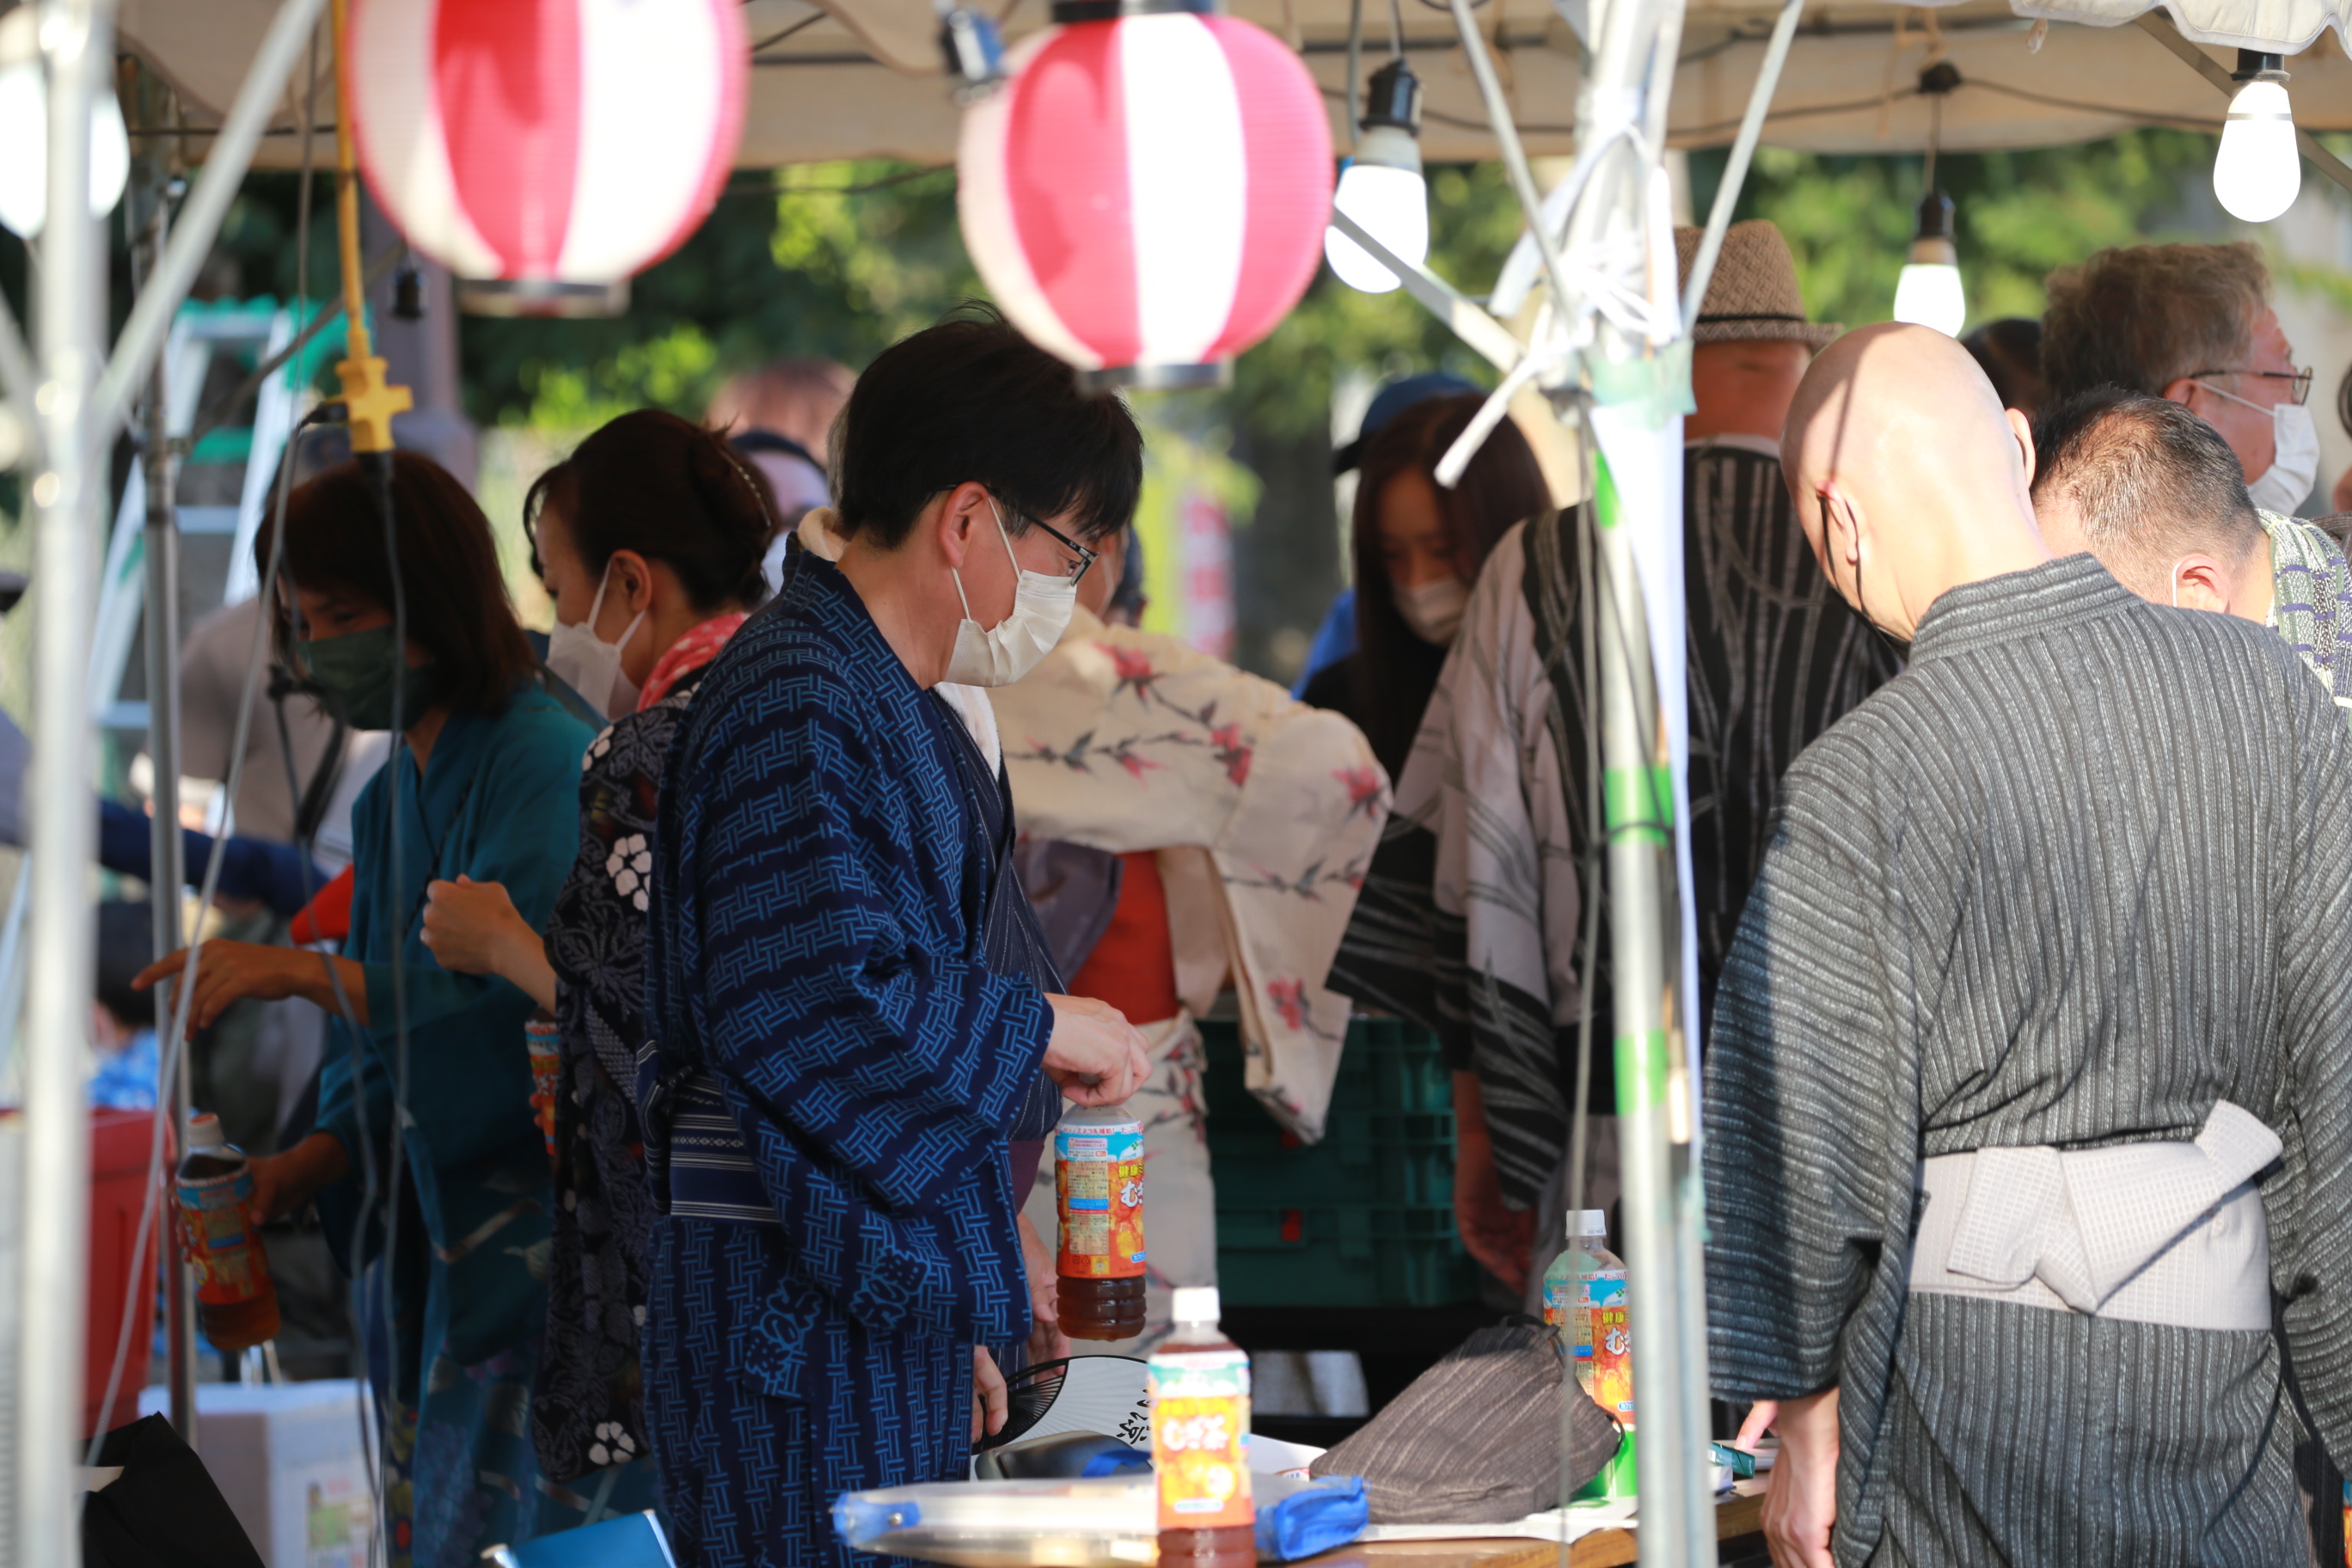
[958, 7, 1333, 387]
[347, 0, 747, 315]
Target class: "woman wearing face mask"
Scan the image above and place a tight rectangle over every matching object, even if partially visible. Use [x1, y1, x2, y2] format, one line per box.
[135, 453, 597, 1564]
[413, 407, 770, 1505]
[1302, 392, 1552, 780]
[633, 309, 1154, 1567]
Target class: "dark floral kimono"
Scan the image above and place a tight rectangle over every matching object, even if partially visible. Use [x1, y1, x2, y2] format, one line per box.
[530, 658, 722, 1501]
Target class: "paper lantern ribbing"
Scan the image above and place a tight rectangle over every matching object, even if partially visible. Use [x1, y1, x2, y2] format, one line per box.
[348, 0, 747, 316]
[959, 8, 1334, 388]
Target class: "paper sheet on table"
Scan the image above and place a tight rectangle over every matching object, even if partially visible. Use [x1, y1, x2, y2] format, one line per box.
[1357, 1498, 1639, 1542]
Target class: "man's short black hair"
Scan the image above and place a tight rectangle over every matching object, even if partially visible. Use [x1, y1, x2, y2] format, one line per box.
[2031, 386, 2260, 593]
[833, 304, 1143, 551]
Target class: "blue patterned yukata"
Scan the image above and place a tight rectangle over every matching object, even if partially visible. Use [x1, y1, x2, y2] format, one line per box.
[640, 556, 1054, 1567]
[313, 683, 597, 1566]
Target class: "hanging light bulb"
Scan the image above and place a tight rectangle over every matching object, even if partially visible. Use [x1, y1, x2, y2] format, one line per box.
[2214, 51, 2300, 224]
[1890, 64, 1963, 337]
[0, 7, 131, 240]
[1325, 58, 1427, 294]
[1893, 189, 1965, 336]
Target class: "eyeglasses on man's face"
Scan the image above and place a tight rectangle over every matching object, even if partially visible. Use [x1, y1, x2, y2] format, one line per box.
[2189, 365, 2315, 406]
[1014, 509, 1098, 585]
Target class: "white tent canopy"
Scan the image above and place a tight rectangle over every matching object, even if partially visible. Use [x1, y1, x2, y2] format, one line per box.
[113, 0, 2352, 168]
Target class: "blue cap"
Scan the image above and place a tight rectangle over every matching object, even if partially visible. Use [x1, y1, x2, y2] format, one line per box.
[1332, 371, 1480, 473]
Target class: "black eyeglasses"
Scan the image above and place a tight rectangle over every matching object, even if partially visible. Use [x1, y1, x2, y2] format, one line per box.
[1020, 511, 1099, 585]
[2189, 365, 2315, 406]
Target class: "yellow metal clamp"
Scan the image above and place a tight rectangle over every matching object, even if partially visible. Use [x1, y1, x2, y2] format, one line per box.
[330, 0, 409, 455]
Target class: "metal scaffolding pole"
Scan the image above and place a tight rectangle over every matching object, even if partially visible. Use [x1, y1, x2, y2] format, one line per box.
[21, 0, 118, 1561]
[1563, 0, 1712, 1562]
[129, 131, 198, 1442]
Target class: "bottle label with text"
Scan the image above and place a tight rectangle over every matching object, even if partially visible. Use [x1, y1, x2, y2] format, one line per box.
[1057, 1124, 1146, 1277]
[1149, 1348, 1253, 1530]
[178, 1169, 267, 1306]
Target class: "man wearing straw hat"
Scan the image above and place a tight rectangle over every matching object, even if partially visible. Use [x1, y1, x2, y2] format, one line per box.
[1328, 220, 1896, 1302]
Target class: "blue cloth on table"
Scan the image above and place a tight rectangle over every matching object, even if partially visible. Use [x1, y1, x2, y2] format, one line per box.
[640, 556, 1055, 1568]
[89, 1026, 159, 1111]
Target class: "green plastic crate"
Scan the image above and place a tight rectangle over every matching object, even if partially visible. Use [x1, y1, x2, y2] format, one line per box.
[1203, 1016, 1478, 1308]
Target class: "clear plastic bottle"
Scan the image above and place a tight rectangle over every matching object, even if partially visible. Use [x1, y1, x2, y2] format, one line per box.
[175, 1112, 280, 1351]
[1540, 1209, 1611, 1394]
[1577, 1211, 1632, 1418]
[1149, 1286, 1254, 1568]
[1055, 1104, 1147, 1341]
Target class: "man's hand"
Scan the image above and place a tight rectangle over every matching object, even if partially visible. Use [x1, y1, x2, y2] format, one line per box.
[1736, 1400, 1779, 1453]
[134, 940, 358, 1034]
[421, 876, 557, 1011]
[244, 1131, 352, 1225]
[1042, 995, 1152, 1106]
[1761, 1388, 1838, 1568]
[972, 1346, 1009, 1443]
[420, 876, 530, 976]
[1451, 1072, 1534, 1291]
[1018, 1213, 1072, 1365]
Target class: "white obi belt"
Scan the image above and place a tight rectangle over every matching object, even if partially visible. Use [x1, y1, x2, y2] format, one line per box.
[1909, 1100, 2280, 1332]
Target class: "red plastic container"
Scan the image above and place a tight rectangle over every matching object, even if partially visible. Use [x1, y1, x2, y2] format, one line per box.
[86, 1108, 162, 1439]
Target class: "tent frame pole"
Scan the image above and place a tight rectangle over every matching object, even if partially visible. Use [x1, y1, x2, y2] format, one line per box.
[21, 4, 116, 1563]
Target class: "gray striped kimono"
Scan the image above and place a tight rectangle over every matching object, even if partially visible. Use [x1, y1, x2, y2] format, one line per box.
[1706, 553, 2352, 1565]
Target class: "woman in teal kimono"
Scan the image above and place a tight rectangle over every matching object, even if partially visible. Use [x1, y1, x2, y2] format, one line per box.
[140, 452, 597, 1566]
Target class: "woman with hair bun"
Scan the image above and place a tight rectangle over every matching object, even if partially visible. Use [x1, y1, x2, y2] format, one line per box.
[417, 407, 774, 1504]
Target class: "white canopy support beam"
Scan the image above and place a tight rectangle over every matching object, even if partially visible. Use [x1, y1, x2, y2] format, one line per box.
[1325, 209, 1526, 371]
[2138, 9, 2352, 197]
[90, 0, 326, 444]
[1683, 0, 1804, 334]
[21, 2, 117, 1563]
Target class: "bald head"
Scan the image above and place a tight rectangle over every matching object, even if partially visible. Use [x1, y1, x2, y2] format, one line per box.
[1781, 323, 2050, 639]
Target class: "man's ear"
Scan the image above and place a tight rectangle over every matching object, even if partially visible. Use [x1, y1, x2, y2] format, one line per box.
[2006, 406, 2037, 491]
[2169, 553, 2233, 614]
[2159, 377, 2201, 407]
[934, 481, 991, 571]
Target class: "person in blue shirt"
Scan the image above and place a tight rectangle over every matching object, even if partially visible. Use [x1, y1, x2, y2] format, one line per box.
[138, 452, 597, 1564]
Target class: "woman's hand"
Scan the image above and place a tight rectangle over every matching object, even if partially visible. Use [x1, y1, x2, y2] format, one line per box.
[972, 1346, 1009, 1443]
[1450, 1071, 1535, 1292]
[244, 1131, 352, 1225]
[1017, 1212, 1071, 1366]
[421, 876, 557, 1012]
[133, 940, 362, 1035]
[1041, 995, 1152, 1107]
[1761, 1389, 1837, 1568]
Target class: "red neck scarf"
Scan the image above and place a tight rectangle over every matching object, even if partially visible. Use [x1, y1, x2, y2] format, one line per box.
[638, 613, 747, 712]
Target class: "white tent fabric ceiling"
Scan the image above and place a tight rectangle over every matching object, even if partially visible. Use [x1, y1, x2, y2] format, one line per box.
[113, 0, 2352, 168]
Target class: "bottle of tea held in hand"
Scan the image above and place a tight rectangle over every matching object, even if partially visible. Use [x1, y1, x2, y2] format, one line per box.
[1054, 1103, 1147, 1341]
[175, 1112, 280, 1351]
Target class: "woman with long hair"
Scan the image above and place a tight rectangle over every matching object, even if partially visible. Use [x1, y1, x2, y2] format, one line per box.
[414, 408, 775, 1504]
[1300, 393, 1552, 779]
[138, 452, 597, 1562]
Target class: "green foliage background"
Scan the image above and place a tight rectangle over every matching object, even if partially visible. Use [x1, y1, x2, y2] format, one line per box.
[0, 128, 2252, 682]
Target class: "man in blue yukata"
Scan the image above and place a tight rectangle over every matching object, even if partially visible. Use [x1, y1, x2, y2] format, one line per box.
[640, 306, 1156, 1566]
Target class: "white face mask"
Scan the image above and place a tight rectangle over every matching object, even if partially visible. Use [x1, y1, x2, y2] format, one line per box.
[545, 560, 646, 720]
[1393, 574, 1469, 645]
[942, 500, 1079, 688]
[2201, 378, 2320, 516]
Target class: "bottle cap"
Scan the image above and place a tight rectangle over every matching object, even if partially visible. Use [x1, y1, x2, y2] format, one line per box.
[1170, 1286, 1221, 1325]
[1576, 1209, 1608, 1238]
[183, 1112, 225, 1152]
